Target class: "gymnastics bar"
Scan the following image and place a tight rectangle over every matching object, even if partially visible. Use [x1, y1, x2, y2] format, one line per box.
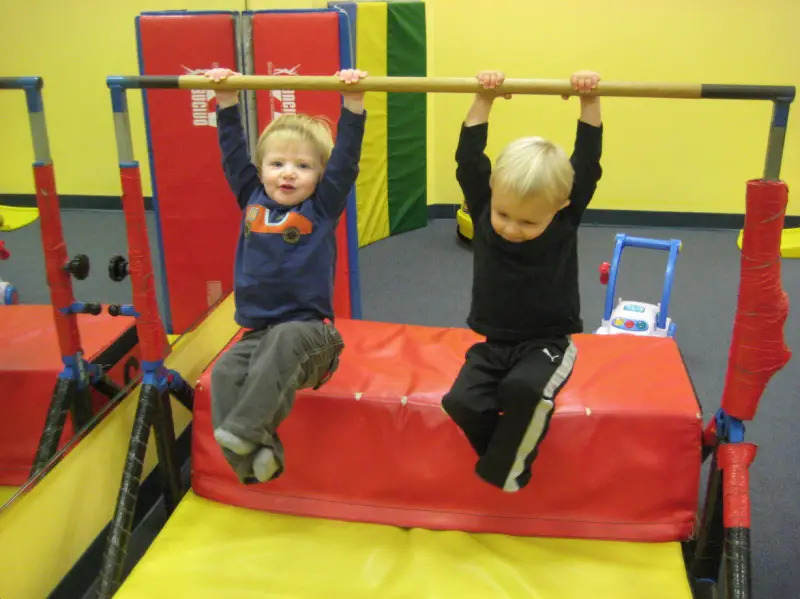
[107, 75, 795, 181]
[106, 74, 794, 100]
[0, 77, 122, 474]
[104, 74, 794, 599]
[96, 81, 196, 599]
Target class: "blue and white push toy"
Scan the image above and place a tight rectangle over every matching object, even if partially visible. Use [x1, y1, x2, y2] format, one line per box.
[596, 234, 681, 338]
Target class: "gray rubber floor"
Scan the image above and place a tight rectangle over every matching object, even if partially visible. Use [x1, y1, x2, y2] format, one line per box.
[2, 211, 798, 598]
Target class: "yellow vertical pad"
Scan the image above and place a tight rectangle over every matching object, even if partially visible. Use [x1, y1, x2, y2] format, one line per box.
[355, 2, 390, 247]
[116, 492, 692, 599]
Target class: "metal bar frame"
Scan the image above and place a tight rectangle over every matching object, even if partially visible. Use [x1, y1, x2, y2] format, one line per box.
[1, 77, 123, 476]
[96, 82, 192, 598]
[94, 73, 796, 599]
[103, 74, 795, 101]
[104, 75, 794, 182]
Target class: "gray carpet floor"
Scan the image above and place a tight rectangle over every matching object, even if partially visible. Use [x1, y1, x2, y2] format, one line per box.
[2, 211, 798, 598]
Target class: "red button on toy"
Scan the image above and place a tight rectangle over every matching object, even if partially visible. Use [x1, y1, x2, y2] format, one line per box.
[625, 320, 634, 328]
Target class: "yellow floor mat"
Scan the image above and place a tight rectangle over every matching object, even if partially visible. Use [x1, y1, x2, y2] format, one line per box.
[0, 206, 39, 232]
[737, 226, 800, 258]
[115, 491, 692, 599]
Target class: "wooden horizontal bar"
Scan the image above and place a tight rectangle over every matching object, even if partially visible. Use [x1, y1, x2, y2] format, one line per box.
[177, 75, 706, 98]
[109, 75, 795, 102]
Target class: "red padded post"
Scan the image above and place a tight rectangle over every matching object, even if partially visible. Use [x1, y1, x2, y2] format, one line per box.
[34, 163, 81, 356]
[720, 180, 791, 420]
[717, 443, 757, 529]
[120, 166, 167, 363]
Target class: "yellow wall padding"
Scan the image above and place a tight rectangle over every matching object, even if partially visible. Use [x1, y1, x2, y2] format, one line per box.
[355, 1, 391, 246]
[425, 0, 798, 215]
[1, 0, 796, 215]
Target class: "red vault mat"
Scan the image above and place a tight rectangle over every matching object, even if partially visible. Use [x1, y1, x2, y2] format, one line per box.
[192, 320, 702, 542]
[137, 13, 241, 333]
[251, 11, 353, 318]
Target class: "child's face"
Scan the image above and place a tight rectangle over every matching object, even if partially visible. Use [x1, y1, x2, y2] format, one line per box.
[260, 138, 322, 206]
[490, 191, 568, 243]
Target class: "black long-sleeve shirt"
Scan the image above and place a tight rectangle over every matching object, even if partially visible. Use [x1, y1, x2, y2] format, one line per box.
[456, 120, 603, 341]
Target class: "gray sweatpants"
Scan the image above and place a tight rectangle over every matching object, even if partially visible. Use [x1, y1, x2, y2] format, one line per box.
[210, 320, 344, 483]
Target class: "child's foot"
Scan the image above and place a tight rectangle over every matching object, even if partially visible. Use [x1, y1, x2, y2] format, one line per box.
[214, 428, 256, 456]
[253, 447, 280, 482]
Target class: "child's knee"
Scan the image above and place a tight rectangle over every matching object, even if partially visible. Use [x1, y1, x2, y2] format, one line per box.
[498, 377, 538, 405]
[442, 392, 469, 420]
[211, 357, 235, 389]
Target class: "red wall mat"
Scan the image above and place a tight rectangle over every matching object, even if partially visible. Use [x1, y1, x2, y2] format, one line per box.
[192, 320, 702, 542]
[251, 11, 352, 318]
[0, 306, 139, 485]
[137, 13, 241, 333]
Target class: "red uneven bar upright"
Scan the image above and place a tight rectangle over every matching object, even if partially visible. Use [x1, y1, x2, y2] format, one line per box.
[120, 166, 168, 362]
[718, 444, 758, 530]
[34, 164, 81, 357]
[718, 442, 759, 598]
[720, 180, 791, 421]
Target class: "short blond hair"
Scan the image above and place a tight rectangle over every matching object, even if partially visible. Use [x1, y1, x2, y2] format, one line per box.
[490, 137, 574, 208]
[254, 114, 334, 170]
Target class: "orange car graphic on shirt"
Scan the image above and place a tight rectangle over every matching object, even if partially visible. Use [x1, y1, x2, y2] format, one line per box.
[244, 205, 313, 244]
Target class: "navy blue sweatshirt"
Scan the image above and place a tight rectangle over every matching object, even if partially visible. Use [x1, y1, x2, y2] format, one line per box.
[456, 121, 603, 341]
[217, 105, 365, 329]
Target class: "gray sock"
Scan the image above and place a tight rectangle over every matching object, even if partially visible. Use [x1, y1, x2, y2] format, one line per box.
[253, 447, 280, 482]
[214, 428, 256, 456]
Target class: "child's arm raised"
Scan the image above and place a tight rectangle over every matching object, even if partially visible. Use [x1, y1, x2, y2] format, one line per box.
[315, 69, 368, 220]
[464, 71, 511, 126]
[205, 68, 261, 210]
[456, 71, 510, 219]
[572, 71, 602, 127]
[563, 70, 603, 224]
[340, 69, 366, 115]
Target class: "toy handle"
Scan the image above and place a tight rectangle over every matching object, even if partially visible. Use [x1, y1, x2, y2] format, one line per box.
[617, 235, 678, 252]
[603, 234, 682, 330]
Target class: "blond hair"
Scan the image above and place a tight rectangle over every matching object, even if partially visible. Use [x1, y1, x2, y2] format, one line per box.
[254, 114, 334, 170]
[490, 137, 574, 208]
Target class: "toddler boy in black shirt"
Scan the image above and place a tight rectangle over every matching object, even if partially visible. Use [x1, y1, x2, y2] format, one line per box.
[442, 70, 603, 492]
